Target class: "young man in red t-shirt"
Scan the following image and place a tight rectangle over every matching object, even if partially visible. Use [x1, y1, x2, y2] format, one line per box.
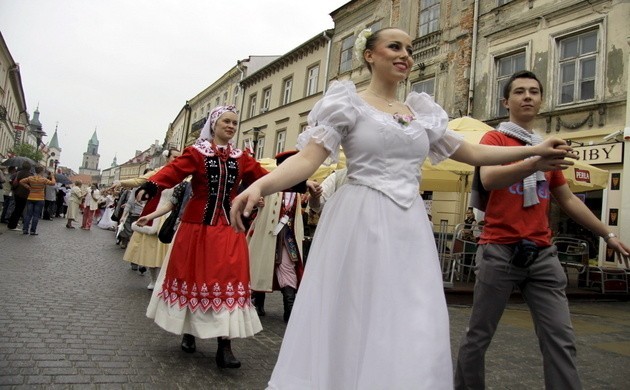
[455, 70, 630, 389]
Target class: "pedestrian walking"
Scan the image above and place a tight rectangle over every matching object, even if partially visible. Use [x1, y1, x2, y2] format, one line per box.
[230, 27, 574, 389]
[19, 166, 55, 235]
[65, 181, 85, 229]
[56, 184, 68, 217]
[7, 161, 33, 231]
[0, 166, 16, 223]
[248, 150, 321, 322]
[454, 70, 630, 389]
[123, 149, 181, 289]
[43, 181, 57, 220]
[80, 184, 100, 230]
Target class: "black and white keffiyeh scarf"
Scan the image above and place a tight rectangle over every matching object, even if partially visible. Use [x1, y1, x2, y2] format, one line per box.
[497, 121, 546, 208]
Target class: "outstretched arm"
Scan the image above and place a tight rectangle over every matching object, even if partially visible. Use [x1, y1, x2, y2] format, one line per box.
[479, 154, 574, 190]
[552, 184, 630, 261]
[230, 141, 329, 232]
[136, 202, 175, 227]
[450, 136, 573, 168]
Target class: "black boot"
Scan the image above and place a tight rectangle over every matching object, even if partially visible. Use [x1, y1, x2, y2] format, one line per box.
[281, 286, 297, 323]
[181, 333, 196, 353]
[252, 292, 266, 316]
[216, 337, 241, 368]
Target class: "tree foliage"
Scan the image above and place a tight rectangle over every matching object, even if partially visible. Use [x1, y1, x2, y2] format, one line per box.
[9, 143, 44, 163]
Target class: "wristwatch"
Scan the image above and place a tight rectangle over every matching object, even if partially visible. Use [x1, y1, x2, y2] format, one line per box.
[603, 232, 617, 242]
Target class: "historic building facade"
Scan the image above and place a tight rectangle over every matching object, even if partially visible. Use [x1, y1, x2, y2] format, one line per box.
[235, 32, 333, 159]
[0, 32, 30, 160]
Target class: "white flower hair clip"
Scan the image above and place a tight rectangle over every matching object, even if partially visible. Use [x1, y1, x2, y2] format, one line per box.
[353, 28, 373, 62]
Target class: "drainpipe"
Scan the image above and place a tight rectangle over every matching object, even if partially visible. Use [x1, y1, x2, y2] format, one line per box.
[235, 59, 249, 146]
[466, 0, 480, 116]
[181, 103, 191, 148]
[322, 31, 332, 93]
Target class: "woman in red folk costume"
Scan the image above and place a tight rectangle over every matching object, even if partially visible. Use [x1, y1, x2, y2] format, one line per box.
[142, 105, 267, 368]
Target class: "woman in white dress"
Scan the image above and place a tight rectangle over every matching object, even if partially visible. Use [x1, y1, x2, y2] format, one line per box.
[97, 191, 117, 230]
[231, 27, 574, 389]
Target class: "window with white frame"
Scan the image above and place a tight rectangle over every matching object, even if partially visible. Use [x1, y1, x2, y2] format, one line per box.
[223, 91, 228, 105]
[215, 97, 220, 107]
[262, 88, 271, 112]
[419, 0, 440, 36]
[340, 35, 355, 73]
[307, 65, 319, 96]
[283, 78, 293, 105]
[497, 0, 513, 5]
[275, 130, 286, 155]
[412, 78, 435, 97]
[300, 123, 309, 133]
[256, 137, 265, 160]
[495, 51, 526, 117]
[558, 29, 598, 105]
[233, 85, 239, 105]
[249, 95, 257, 118]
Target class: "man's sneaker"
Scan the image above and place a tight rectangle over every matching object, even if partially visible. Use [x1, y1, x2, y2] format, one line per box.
[147, 282, 155, 290]
[9, 228, 21, 231]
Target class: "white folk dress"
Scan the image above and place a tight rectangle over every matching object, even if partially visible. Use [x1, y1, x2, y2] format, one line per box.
[267, 81, 463, 390]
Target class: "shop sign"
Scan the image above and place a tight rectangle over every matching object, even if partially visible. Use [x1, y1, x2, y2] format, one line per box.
[573, 143, 624, 165]
[574, 168, 591, 183]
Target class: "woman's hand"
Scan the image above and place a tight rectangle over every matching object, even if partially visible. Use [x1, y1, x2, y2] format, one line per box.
[230, 185, 262, 232]
[136, 216, 149, 227]
[307, 180, 323, 198]
[533, 137, 576, 159]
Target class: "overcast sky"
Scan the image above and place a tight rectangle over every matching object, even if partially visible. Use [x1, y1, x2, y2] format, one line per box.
[0, 0, 348, 172]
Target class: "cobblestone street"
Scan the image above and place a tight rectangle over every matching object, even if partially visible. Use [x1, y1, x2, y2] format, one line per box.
[1, 218, 629, 389]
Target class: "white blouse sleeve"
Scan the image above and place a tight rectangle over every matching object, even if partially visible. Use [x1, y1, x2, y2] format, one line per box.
[406, 92, 464, 165]
[297, 81, 358, 163]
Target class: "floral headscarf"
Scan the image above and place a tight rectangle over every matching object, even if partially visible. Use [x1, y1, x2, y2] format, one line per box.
[199, 105, 238, 141]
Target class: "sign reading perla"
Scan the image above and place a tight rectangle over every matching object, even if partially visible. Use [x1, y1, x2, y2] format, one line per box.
[573, 143, 624, 165]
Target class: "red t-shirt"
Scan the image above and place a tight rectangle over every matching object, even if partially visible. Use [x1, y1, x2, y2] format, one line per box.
[478, 131, 567, 247]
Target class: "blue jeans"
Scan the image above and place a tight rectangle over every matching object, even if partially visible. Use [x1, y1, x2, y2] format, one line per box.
[23, 200, 45, 234]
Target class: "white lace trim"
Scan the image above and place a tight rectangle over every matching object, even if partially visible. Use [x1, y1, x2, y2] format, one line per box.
[191, 139, 243, 158]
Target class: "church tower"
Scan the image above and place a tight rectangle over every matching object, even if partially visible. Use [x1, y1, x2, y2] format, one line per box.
[46, 123, 62, 171]
[79, 128, 101, 176]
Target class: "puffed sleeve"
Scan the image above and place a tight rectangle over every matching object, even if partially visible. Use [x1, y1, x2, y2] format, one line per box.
[297, 81, 358, 163]
[406, 92, 463, 165]
[147, 146, 200, 190]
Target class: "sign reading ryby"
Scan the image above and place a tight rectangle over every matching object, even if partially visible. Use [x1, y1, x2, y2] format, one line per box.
[573, 142, 624, 165]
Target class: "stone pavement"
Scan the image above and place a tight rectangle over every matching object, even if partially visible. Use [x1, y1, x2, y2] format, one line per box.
[1, 218, 629, 389]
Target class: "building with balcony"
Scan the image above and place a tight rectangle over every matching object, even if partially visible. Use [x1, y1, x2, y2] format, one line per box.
[0, 31, 29, 160]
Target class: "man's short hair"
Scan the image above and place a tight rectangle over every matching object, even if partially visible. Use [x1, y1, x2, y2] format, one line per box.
[503, 70, 544, 100]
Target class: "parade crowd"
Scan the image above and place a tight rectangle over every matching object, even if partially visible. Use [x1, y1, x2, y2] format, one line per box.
[2, 27, 630, 389]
